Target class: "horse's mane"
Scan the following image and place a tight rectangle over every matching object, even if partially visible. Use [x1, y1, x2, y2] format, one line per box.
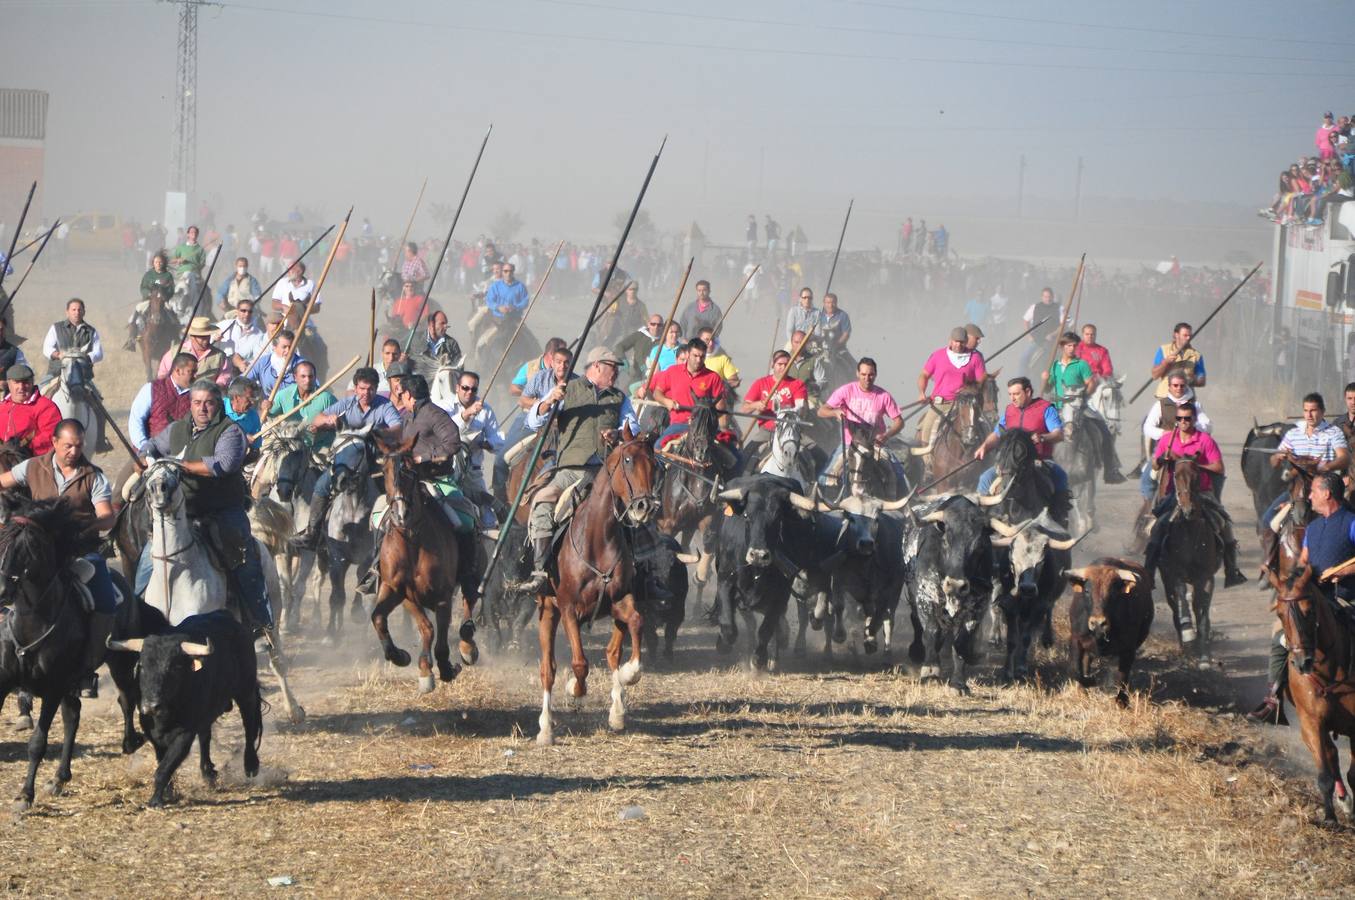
[0, 439, 29, 473]
[994, 427, 1036, 471]
[0, 497, 101, 569]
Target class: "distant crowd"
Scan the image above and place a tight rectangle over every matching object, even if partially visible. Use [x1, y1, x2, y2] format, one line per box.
[1263, 110, 1355, 226]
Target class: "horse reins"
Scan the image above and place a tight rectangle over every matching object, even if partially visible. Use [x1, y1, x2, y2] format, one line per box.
[1276, 592, 1355, 698]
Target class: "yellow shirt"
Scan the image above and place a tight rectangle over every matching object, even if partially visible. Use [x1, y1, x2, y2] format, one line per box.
[705, 351, 739, 384]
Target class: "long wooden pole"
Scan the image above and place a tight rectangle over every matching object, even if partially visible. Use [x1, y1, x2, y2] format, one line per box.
[252, 353, 362, 442]
[484, 239, 564, 395]
[174, 241, 224, 352]
[0, 218, 58, 317]
[84, 387, 145, 472]
[588, 279, 637, 333]
[481, 136, 666, 596]
[1040, 254, 1085, 393]
[7, 220, 56, 260]
[260, 208, 352, 423]
[393, 176, 428, 270]
[822, 199, 853, 299]
[404, 126, 492, 354]
[641, 257, 693, 395]
[709, 263, 758, 337]
[250, 223, 335, 309]
[366, 288, 378, 367]
[740, 319, 817, 442]
[0, 181, 36, 291]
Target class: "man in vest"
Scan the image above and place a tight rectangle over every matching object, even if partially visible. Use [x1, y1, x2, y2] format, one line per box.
[1150, 322, 1206, 398]
[1018, 287, 1061, 380]
[0, 317, 28, 396]
[1144, 400, 1247, 589]
[494, 344, 578, 503]
[820, 293, 852, 349]
[42, 298, 103, 386]
[1252, 471, 1355, 722]
[1048, 331, 1126, 483]
[0, 419, 118, 697]
[128, 352, 197, 453]
[136, 380, 272, 631]
[158, 316, 232, 386]
[1139, 372, 1212, 501]
[216, 256, 261, 314]
[916, 326, 987, 456]
[515, 346, 642, 593]
[973, 376, 1071, 523]
[0, 364, 61, 455]
[290, 367, 403, 550]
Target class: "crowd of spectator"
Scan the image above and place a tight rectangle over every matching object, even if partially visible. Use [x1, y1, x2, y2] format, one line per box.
[1262, 111, 1355, 226]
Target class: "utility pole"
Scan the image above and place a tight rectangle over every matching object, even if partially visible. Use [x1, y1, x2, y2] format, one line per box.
[757, 145, 765, 209]
[164, 0, 220, 200]
[1073, 156, 1083, 221]
[1017, 154, 1027, 219]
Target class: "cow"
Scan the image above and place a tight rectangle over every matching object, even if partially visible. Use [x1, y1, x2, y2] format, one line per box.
[902, 494, 995, 693]
[107, 611, 262, 807]
[638, 531, 691, 663]
[1241, 421, 1288, 528]
[809, 495, 908, 660]
[1065, 558, 1153, 707]
[989, 511, 1077, 681]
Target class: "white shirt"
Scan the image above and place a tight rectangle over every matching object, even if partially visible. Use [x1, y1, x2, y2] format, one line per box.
[215, 316, 268, 365]
[439, 397, 505, 470]
[272, 276, 317, 311]
[1142, 390, 1212, 442]
[42, 322, 104, 365]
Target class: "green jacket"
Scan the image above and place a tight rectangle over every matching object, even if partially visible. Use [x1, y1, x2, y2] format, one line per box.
[557, 378, 625, 468]
[141, 268, 175, 300]
[1050, 357, 1093, 407]
[171, 242, 205, 277]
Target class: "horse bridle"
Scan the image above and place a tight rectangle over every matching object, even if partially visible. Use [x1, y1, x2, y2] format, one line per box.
[607, 437, 660, 525]
[0, 517, 67, 658]
[1275, 589, 1355, 697]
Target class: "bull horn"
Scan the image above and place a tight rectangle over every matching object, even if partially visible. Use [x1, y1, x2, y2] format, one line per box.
[988, 518, 1021, 537]
[990, 535, 1015, 547]
[1065, 566, 1089, 581]
[788, 492, 817, 512]
[920, 510, 947, 523]
[1047, 535, 1079, 551]
[880, 495, 910, 511]
[717, 487, 747, 503]
[675, 552, 699, 564]
[1115, 568, 1139, 585]
[106, 637, 144, 653]
[180, 640, 214, 657]
[909, 442, 934, 457]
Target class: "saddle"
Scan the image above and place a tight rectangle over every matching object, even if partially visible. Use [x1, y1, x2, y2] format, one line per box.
[194, 516, 249, 572]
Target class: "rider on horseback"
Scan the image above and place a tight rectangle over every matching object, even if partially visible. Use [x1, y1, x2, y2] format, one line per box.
[0, 318, 28, 395]
[516, 346, 642, 593]
[651, 337, 738, 472]
[128, 353, 196, 453]
[1143, 401, 1248, 589]
[916, 326, 988, 460]
[290, 367, 403, 550]
[1048, 331, 1126, 484]
[1139, 373, 1212, 500]
[0, 364, 60, 454]
[740, 349, 808, 462]
[158, 316, 232, 387]
[494, 344, 575, 503]
[817, 356, 907, 492]
[438, 369, 504, 528]
[974, 376, 1071, 521]
[1261, 393, 1351, 569]
[126, 252, 175, 351]
[42, 299, 102, 389]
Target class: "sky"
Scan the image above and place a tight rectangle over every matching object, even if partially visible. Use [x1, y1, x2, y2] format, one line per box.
[3, 0, 1353, 253]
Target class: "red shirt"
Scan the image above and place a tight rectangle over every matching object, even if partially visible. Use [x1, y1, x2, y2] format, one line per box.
[0, 393, 61, 455]
[653, 363, 726, 425]
[745, 374, 807, 430]
[391, 293, 426, 328]
[1075, 341, 1113, 378]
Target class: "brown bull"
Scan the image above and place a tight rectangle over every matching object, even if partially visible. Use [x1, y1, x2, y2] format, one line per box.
[1066, 558, 1153, 707]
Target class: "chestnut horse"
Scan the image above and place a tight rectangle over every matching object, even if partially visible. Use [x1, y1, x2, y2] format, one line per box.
[1266, 565, 1355, 822]
[1154, 457, 1219, 666]
[139, 289, 180, 381]
[917, 377, 995, 492]
[370, 437, 479, 693]
[537, 426, 659, 746]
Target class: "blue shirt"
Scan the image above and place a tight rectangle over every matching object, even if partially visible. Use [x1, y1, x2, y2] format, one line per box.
[513, 355, 548, 389]
[321, 393, 403, 431]
[645, 344, 681, 373]
[1280, 419, 1349, 462]
[1151, 346, 1206, 381]
[245, 352, 306, 396]
[992, 403, 1062, 436]
[484, 279, 530, 319]
[1302, 506, 1355, 577]
[225, 405, 261, 448]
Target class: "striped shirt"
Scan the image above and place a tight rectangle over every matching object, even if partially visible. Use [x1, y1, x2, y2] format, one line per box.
[1279, 419, 1349, 462]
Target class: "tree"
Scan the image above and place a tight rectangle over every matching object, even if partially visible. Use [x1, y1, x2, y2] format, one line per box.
[488, 210, 525, 243]
[613, 209, 658, 246]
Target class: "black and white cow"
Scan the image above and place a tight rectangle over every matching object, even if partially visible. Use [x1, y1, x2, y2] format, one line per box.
[989, 511, 1078, 681]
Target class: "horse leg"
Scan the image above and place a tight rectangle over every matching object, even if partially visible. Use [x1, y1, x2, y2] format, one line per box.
[434, 601, 458, 683]
[792, 589, 809, 656]
[370, 579, 411, 668]
[560, 602, 590, 702]
[607, 594, 643, 732]
[1343, 736, 1355, 819]
[16, 693, 61, 810]
[262, 629, 305, 725]
[458, 590, 479, 668]
[537, 601, 560, 746]
[48, 694, 81, 795]
[401, 597, 436, 694]
[15, 689, 33, 730]
[326, 549, 346, 639]
[1194, 579, 1214, 668]
[1299, 709, 1342, 822]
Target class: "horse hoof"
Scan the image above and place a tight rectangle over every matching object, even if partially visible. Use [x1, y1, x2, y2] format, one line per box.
[46, 779, 65, 798]
[459, 621, 476, 643]
[566, 674, 585, 698]
[12, 798, 31, 814]
[438, 662, 460, 683]
[459, 641, 479, 667]
[14, 715, 32, 732]
[386, 648, 412, 668]
[947, 681, 971, 696]
[1179, 627, 1198, 644]
[417, 675, 435, 694]
[1115, 691, 1130, 709]
[608, 713, 626, 732]
[1196, 658, 1213, 671]
[833, 624, 847, 644]
[1337, 787, 1355, 817]
[122, 733, 146, 755]
[863, 639, 877, 654]
[919, 665, 941, 682]
[619, 660, 642, 686]
[808, 616, 824, 632]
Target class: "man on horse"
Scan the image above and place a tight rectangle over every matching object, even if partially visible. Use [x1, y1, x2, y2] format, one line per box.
[419, 310, 462, 369]
[1251, 470, 1355, 722]
[127, 252, 176, 350]
[1138, 372, 1213, 503]
[271, 262, 316, 320]
[42, 298, 103, 387]
[169, 224, 207, 283]
[136, 380, 273, 632]
[0, 418, 118, 696]
[916, 326, 987, 460]
[509, 337, 567, 404]
[128, 352, 197, 453]
[269, 361, 337, 448]
[1143, 400, 1248, 589]
[741, 349, 808, 462]
[216, 256, 260, 314]
[1048, 331, 1126, 484]
[651, 337, 735, 465]
[290, 366, 403, 550]
[0, 364, 60, 455]
[438, 368, 504, 528]
[678, 280, 722, 339]
[818, 356, 907, 493]
[484, 261, 529, 325]
[1018, 287, 1061, 379]
[225, 378, 261, 448]
[819, 293, 852, 349]
[158, 316, 232, 387]
[1150, 322, 1206, 398]
[963, 323, 985, 357]
[0, 318, 28, 393]
[516, 346, 642, 593]
[785, 287, 819, 343]
[1261, 392, 1351, 568]
[616, 316, 661, 389]
[973, 376, 1070, 521]
[696, 326, 740, 393]
[1076, 323, 1113, 378]
[217, 298, 268, 373]
[245, 328, 304, 396]
[496, 344, 579, 503]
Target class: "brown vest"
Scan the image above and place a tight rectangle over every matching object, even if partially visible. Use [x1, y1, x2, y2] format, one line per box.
[22, 449, 98, 514]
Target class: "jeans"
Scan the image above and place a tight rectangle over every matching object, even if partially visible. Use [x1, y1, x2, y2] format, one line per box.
[659, 422, 688, 445]
[135, 506, 273, 629]
[85, 554, 118, 613]
[1139, 462, 1156, 499]
[492, 413, 534, 498]
[977, 462, 1068, 494]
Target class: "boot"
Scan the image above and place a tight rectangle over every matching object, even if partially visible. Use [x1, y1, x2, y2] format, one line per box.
[288, 496, 330, 551]
[354, 566, 379, 607]
[1222, 539, 1248, 588]
[1247, 683, 1288, 725]
[1049, 489, 1073, 528]
[1144, 526, 1162, 592]
[511, 538, 551, 593]
[1101, 430, 1127, 484]
[80, 611, 115, 698]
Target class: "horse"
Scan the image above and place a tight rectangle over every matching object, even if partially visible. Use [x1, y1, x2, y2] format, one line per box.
[1240, 421, 1289, 527]
[829, 418, 907, 504]
[810, 341, 856, 404]
[0, 500, 112, 809]
[1265, 565, 1355, 823]
[138, 289, 180, 381]
[1053, 390, 1104, 535]
[536, 426, 660, 746]
[656, 398, 728, 600]
[754, 408, 821, 491]
[1086, 375, 1125, 438]
[369, 437, 480, 693]
[250, 421, 318, 631]
[49, 352, 108, 454]
[914, 379, 994, 492]
[1153, 457, 1219, 667]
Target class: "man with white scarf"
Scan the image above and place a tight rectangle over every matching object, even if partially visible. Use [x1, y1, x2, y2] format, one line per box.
[915, 326, 987, 463]
[1138, 371, 1212, 500]
[435, 368, 504, 528]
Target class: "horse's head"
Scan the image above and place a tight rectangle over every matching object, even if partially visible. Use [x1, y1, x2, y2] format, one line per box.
[0, 438, 29, 475]
[994, 427, 1036, 479]
[0, 498, 98, 608]
[979, 372, 1000, 416]
[1171, 455, 1201, 518]
[685, 398, 720, 461]
[952, 384, 987, 448]
[144, 459, 185, 515]
[1090, 376, 1124, 436]
[603, 425, 660, 526]
[330, 429, 374, 495]
[770, 409, 803, 468]
[1268, 565, 1318, 674]
[255, 421, 309, 501]
[376, 434, 419, 530]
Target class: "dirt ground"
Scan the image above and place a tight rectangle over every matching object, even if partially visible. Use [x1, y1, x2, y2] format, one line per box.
[0, 258, 1352, 897]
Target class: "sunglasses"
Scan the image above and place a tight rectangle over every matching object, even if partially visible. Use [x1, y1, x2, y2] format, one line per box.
[458, 384, 477, 392]
[1175, 415, 1194, 422]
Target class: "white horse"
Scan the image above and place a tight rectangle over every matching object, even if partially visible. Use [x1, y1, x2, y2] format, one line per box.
[429, 360, 465, 412]
[756, 409, 816, 491]
[1086, 375, 1125, 438]
[143, 459, 305, 722]
[49, 351, 106, 452]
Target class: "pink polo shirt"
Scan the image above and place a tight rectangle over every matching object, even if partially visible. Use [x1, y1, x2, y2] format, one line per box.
[921, 347, 986, 401]
[1154, 428, 1222, 493]
[826, 381, 902, 445]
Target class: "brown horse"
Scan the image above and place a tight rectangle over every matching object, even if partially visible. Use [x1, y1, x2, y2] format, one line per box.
[537, 426, 659, 746]
[138, 289, 179, 381]
[1154, 456, 1219, 666]
[1266, 565, 1355, 822]
[916, 376, 996, 491]
[1268, 460, 1316, 585]
[370, 436, 478, 693]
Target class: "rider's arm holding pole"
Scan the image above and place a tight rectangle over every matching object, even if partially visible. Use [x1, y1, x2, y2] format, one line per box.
[879, 415, 904, 446]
